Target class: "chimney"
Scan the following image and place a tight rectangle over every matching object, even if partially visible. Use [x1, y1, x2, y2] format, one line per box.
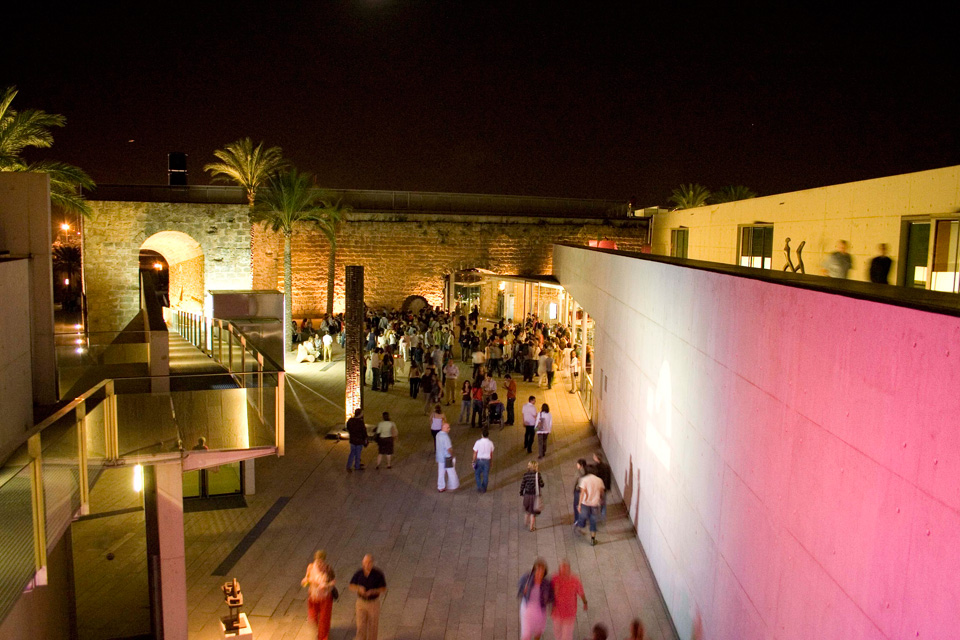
[168, 152, 187, 186]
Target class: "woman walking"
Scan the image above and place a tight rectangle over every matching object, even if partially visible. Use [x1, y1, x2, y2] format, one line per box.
[301, 550, 336, 640]
[429, 405, 445, 442]
[375, 412, 398, 469]
[458, 379, 472, 424]
[535, 404, 552, 459]
[520, 461, 544, 531]
[516, 558, 553, 640]
[409, 362, 422, 399]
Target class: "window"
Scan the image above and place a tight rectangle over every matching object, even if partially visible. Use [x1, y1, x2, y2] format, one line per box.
[931, 219, 960, 293]
[902, 220, 930, 288]
[739, 225, 774, 269]
[670, 228, 689, 258]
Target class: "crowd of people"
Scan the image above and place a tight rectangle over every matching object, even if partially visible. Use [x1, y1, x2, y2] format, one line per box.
[299, 304, 637, 639]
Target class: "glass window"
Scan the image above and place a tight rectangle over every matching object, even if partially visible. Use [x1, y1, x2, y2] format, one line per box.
[670, 228, 689, 258]
[931, 219, 960, 293]
[739, 225, 774, 269]
[903, 221, 931, 288]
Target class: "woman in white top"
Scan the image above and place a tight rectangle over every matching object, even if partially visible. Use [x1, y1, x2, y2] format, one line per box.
[535, 404, 552, 459]
[430, 405, 445, 442]
[301, 550, 336, 640]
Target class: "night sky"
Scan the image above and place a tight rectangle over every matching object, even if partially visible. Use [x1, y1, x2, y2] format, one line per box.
[6, 3, 958, 204]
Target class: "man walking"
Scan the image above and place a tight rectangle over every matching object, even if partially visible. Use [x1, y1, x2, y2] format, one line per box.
[550, 560, 588, 640]
[521, 396, 538, 454]
[590, 452, 612, 521]
[346, 408, 367, 472]
[472, 428, 495, 493]
[349, 554, 387, 640]
[575, 469, 605, 545]
[435, 422, 459, 492]
[545, 351, 555, 389]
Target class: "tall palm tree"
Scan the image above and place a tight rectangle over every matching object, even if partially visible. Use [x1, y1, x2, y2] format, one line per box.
[0, 86, 95, 216]
[204, 138, 287, 206]
[712, 185, 757, 204]
[252, 169, 329, 352]
[53, 243, 82, 309]
[668, 184, 711, 210]
[316, 196, 350, 317]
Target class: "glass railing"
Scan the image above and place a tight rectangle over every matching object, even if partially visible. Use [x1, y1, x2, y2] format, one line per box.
[0, 448, 36, 625]
[55, 330, 156, 398]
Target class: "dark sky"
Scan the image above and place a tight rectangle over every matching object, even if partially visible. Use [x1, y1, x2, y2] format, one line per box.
[5, 3, 958, 204]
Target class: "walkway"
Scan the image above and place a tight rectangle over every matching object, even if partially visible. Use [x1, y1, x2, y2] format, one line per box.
[73, 351, 678, 640]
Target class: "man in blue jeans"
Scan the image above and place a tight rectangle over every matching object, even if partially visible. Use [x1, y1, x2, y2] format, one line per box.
[472, 428, 495, 493]
[574, 470, 604, 545]
[346, 408, 367, 472]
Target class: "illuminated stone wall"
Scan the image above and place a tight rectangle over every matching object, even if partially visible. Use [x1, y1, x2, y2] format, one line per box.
[83, 201, 252, 332]
[167, 254, 204, 314]
[251, 213, 648, 316]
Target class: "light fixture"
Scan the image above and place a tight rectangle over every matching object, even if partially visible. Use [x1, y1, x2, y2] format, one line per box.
[133, 464, 144, 492]
[75, 347, 85, 354]
[60, 223, 70, 231]
[498, 281, 506, 291]
[154, 262, 163, 270]
[74, 324, 82, 330]
[64, 278, 70, 285]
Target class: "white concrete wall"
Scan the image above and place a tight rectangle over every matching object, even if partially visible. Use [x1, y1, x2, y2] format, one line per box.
[554, 244, 960, 640]
[650, 165, 960, 282]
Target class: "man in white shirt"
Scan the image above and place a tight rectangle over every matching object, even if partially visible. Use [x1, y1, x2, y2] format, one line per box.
[472, 429, 495, 493]
[521, 396, 538, 454]
[575, 472, 605, 546]
[322, 332, 333, 362]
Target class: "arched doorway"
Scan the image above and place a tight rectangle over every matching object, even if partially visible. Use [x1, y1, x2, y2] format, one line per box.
[139, 231, 204, 316]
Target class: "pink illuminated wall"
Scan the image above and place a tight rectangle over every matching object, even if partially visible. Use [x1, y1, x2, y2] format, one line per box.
[554, 245, 960, 640]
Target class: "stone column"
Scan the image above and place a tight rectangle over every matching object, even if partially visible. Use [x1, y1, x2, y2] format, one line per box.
[144, 464, 187, 640]
[344, 265, 364, 422]
[579, 309, 589, 394]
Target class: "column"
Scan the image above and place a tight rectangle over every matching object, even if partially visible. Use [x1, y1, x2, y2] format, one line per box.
[144, 464, 187, 640]
[345, 265, 364, 422]
[579, 309, 589, 394]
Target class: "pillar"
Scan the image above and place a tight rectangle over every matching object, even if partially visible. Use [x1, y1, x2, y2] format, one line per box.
[579, 309, 589, 394]
[345, 265, 364, 422]
[144, 464, 187, 640]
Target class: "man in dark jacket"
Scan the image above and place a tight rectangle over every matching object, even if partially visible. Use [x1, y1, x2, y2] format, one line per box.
[590, 452, 612, 522]
[346, 408, 367, 472]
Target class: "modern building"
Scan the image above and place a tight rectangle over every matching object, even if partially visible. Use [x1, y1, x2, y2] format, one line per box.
[650, 164, 960, 290]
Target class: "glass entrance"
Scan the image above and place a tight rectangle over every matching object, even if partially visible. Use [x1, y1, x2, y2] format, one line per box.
[903, 221, 931, 288]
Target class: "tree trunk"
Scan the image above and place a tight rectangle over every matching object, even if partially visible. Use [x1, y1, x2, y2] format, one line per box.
[325, 239, 336, 317]
[284, 232, 293, 353]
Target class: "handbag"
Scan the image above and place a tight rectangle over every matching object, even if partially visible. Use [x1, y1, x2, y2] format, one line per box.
[444, 456, 454, 469]
[533, 472, 543, 514]
[332, 586, 340, 601]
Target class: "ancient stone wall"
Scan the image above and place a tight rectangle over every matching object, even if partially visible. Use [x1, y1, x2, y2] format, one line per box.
[251, 213, 648, 315]
[83, 201, 251, 332]
[168, 254, 204, 314]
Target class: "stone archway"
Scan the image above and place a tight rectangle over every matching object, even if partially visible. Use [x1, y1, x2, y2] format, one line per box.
[140, 231, 205, 315]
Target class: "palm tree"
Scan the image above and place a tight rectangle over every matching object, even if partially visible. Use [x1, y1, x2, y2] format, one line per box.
[204, 138, 287, 206]
[316, 196, 350, 317]
[712, 185, 757, 204]
[668, 184, 711, 210]
[0, 86, 95, 216]
[252, 169, 329, 352]
[53, 243, 82, 310]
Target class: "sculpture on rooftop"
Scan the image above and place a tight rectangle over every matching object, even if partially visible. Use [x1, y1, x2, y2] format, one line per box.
[783, 238, 806, 274]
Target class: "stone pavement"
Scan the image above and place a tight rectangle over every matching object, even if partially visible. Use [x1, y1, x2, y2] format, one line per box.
[73, 350, 678, 640]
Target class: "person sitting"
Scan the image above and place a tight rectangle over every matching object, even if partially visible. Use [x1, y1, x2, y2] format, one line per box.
[297, 339, 318, 363]
[487, 392, 505, 430]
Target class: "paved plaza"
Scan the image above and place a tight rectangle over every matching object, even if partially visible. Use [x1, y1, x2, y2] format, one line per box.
[73, 347, 678, 640]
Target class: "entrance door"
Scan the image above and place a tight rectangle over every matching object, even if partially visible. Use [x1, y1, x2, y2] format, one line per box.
[902, 221, 931, 288]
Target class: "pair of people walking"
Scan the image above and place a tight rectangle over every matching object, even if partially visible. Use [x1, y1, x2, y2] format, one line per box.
[521, 396, 552, 457]
[303, 552, 388, 640]
[517, 558, 588, 640]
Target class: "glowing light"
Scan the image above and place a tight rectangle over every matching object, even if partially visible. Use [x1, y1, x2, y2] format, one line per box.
[498, 281, 506, 291]
[154, 262, 163, 270]
[60, 223, 70, 231]
[74, 324, 82, 330]
[75, 347, 85, 354]
[133, 465, 144, 492]
[74, 338, 83, 345]
[64, 278, 70, 285]
[549, 302, 558, 320]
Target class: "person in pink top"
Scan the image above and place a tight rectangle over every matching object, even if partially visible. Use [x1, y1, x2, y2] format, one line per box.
[550, 559, 587, 640]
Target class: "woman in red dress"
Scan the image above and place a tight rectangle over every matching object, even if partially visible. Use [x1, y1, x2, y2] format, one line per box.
[302, 550, 335, 640]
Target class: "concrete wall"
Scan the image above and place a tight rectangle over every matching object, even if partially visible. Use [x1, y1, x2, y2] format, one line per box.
[0, 259, 33, 453]
[554, 244, 960, 640]
[251, 213, 648, 314]
[83, 201, 252, 332]
[651, 165, 960, 282]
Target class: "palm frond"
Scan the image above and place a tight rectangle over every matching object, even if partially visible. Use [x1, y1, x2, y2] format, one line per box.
[0, 86, 66, 160]
[26, 160, 96, 216]
[711, 185, 757, 204]
[252, 169, 329, 235]
[204, 138, 286, 205]
[668, 183, 711, 210]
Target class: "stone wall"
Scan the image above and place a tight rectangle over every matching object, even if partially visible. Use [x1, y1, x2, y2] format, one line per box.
[168, 254, 204, 314]
[83, 201, 252, 332]
[251, 213, 649, 315]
